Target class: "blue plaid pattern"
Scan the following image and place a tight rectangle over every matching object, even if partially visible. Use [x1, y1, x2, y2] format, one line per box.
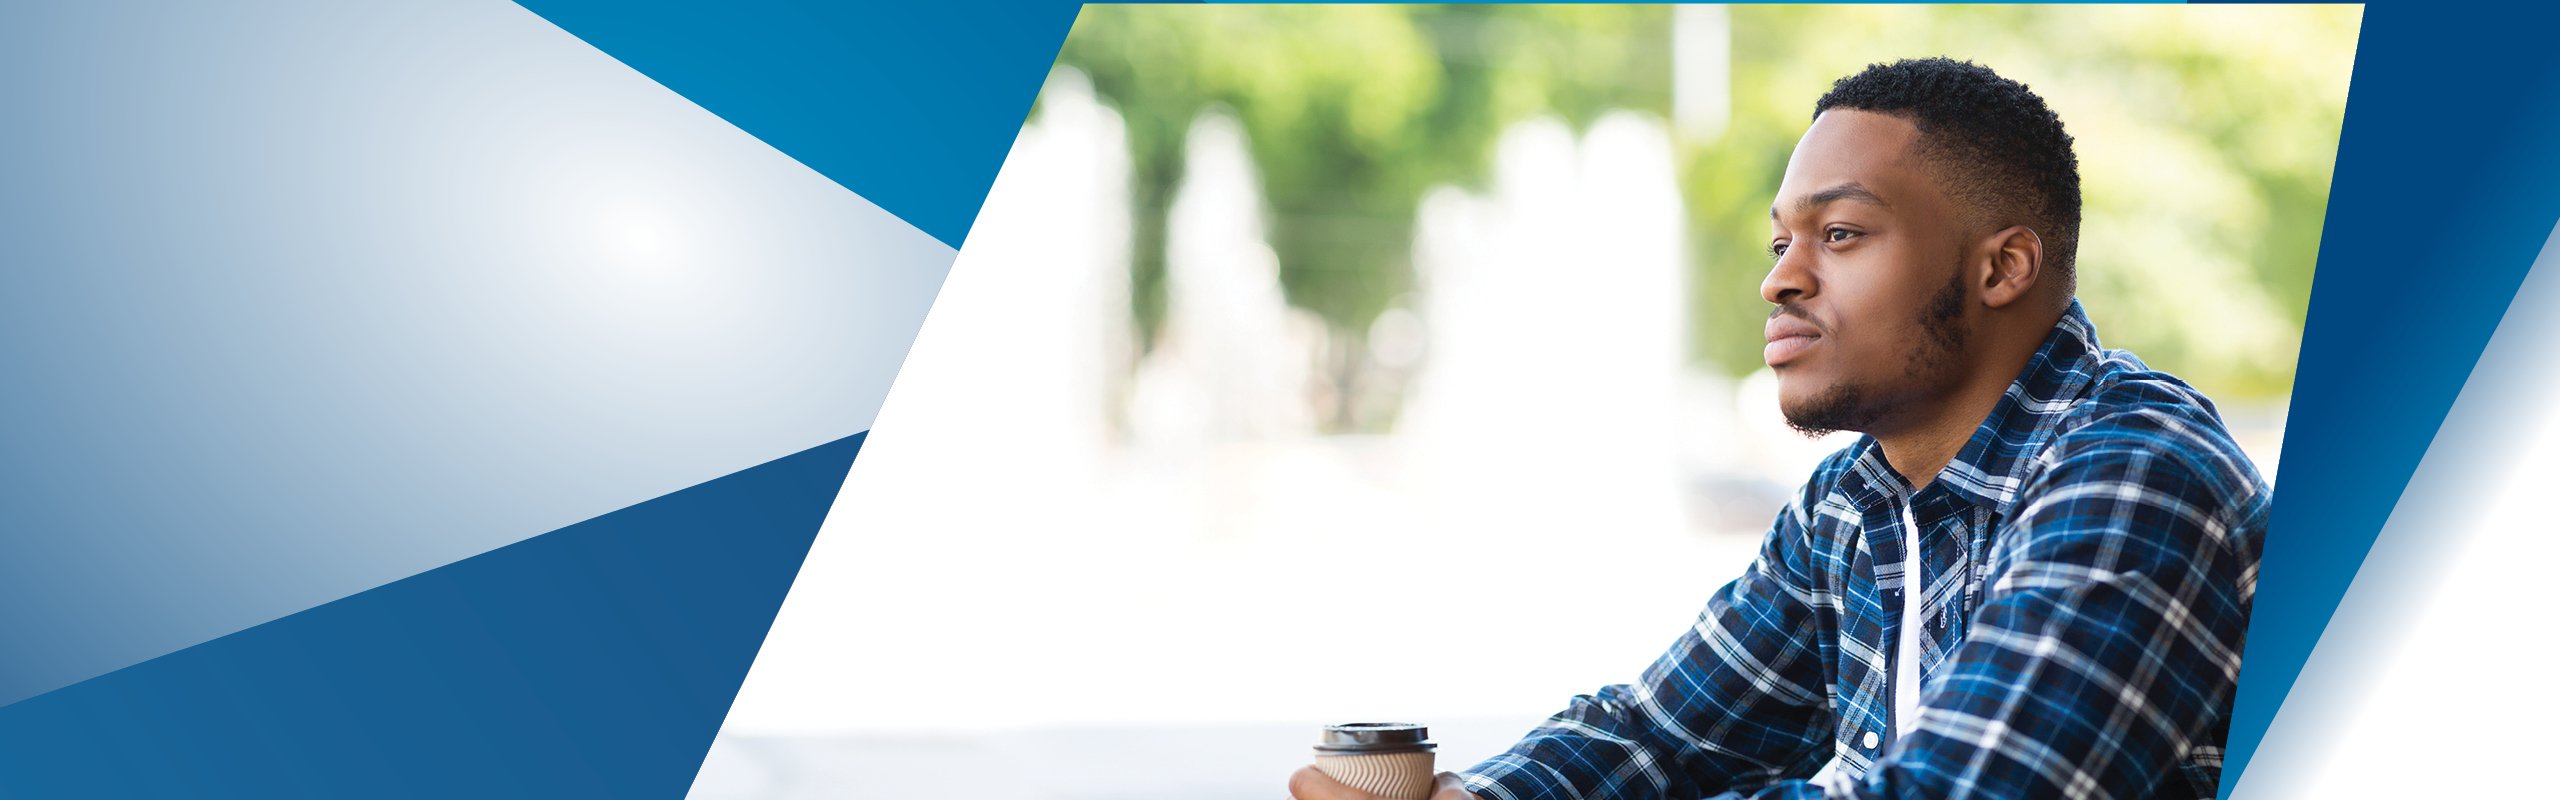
[1461, 302, 2266, 800]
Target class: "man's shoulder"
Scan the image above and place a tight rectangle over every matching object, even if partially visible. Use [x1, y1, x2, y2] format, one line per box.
[1997, 348, 2271, 577]
[2031, 352, 2269, 509]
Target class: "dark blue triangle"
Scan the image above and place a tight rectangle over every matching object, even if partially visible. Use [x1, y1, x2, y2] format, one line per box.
[2223, 4, 2560, 795]
[0, 433, 862, 798]
[510, 0, 1086, 249]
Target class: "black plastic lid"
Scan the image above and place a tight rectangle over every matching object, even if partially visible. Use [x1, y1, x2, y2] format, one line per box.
[1314, 722, 1436, 754]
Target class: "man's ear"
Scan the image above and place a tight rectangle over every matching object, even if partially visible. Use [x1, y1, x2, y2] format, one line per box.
[1975, 225, 2044, 309]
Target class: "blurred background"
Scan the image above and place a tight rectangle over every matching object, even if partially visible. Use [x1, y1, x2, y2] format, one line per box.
[694, 5, 2358, 799]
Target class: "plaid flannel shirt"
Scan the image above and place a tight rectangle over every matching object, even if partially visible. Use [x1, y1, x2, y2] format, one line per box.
[1462, 302, 2266, 800]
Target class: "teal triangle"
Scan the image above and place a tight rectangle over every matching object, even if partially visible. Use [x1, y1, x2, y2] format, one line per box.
[511, 0, 1086, 249]
[0, 433, 862, 798]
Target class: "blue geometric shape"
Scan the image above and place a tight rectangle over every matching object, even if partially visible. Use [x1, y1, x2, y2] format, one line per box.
[2227, 220, 2560, 799]
[0, 0, 952, 710]
[511, 0, 1088, 248]
[2224, 4, 2560, 794]
[0, 433, 862, 799]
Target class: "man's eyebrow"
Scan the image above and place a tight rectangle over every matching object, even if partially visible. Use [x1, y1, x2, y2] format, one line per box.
[1770, 182, 1890, 219]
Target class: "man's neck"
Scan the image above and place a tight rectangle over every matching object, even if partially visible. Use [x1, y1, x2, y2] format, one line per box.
[1872, 389, 2001, 491]
[1871, 310, 2063, 490]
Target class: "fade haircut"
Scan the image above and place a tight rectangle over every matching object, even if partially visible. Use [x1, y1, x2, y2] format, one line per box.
[1815, 57, 2082, 292]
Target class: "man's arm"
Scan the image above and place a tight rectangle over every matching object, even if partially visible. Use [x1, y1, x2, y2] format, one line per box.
[1455, 480, 1844, 800]
[1750, 413, 2262, 799]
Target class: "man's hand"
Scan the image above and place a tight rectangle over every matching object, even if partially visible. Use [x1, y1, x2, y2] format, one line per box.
[1286, 766, 1481, 800]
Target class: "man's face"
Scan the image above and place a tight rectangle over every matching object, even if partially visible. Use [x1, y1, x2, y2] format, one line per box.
[1762, 110, 1976, 436]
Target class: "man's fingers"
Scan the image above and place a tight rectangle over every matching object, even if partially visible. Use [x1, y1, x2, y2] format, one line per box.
[1288, 765, 1371, 800]
[1288, 764, 1478, 800]
[1428, 771, 1482, 800]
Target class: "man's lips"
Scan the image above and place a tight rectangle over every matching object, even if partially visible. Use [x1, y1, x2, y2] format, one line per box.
[1764, 316, 1821, 366]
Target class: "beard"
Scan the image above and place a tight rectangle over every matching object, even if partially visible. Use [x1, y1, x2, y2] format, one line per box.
[1782, 381, 1879, 438]
[1782, 265, 1971, 438]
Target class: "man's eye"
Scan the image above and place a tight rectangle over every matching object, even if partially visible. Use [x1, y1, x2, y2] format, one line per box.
[1826, 228, 1858, 243]
[1768, 242, 1789, 259]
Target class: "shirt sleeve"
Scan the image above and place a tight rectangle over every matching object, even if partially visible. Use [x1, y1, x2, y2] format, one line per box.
[1744, 412, 2262, 800]
[1458, 480, 1841, 800]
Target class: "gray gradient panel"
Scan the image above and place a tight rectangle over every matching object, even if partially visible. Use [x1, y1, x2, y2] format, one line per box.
[0, 0, 954, 705]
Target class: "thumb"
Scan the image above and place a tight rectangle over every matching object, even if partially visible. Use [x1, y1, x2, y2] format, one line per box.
[1429, 771, 1483, 800]
[1289, 764, 1376, 800]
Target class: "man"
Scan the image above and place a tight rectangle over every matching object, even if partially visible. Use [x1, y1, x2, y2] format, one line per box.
[1291, 58, 2266, 800]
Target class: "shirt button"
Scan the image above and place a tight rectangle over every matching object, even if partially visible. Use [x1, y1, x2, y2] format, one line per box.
[1862, 731, 1880, 749]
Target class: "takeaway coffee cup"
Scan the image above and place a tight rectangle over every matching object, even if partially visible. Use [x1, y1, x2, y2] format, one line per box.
[1312, 723, 1437, 800]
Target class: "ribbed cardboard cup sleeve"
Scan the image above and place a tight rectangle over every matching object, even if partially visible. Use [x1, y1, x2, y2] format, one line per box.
[1313, 751, 1436, 800]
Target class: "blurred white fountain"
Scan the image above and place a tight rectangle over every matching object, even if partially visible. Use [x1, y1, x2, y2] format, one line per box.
[1127, 111, 1327, 449]
[1401, 112, 1692, 547]
[697, 97, 1764, 800]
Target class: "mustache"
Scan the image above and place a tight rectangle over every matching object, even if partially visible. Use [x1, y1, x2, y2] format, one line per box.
[1769, 303, 1818, 327]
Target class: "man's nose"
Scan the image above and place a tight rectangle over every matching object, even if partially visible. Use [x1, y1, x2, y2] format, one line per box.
[1760, 247, 1813, 305]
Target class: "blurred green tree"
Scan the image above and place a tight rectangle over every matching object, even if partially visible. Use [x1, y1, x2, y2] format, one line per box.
[1054, 4, 2356, 410]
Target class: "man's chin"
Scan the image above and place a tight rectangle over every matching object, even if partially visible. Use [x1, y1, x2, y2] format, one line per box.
[1778, 380, 1871, 438]
[1772, 383, 1823, 422]
[1779, 412, 1840, 439]
[1775, 400, 1833, 439]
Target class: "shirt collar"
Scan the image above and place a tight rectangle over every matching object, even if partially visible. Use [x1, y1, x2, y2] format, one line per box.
[1846, 300, 2105, 517]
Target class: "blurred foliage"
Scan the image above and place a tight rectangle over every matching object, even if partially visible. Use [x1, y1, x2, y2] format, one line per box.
[1054, 4, 2358, 403]
[1057, 5, 1668, 358]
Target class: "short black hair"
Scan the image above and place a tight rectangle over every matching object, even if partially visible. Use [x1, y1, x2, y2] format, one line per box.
[1815, 58, 2081, 289]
